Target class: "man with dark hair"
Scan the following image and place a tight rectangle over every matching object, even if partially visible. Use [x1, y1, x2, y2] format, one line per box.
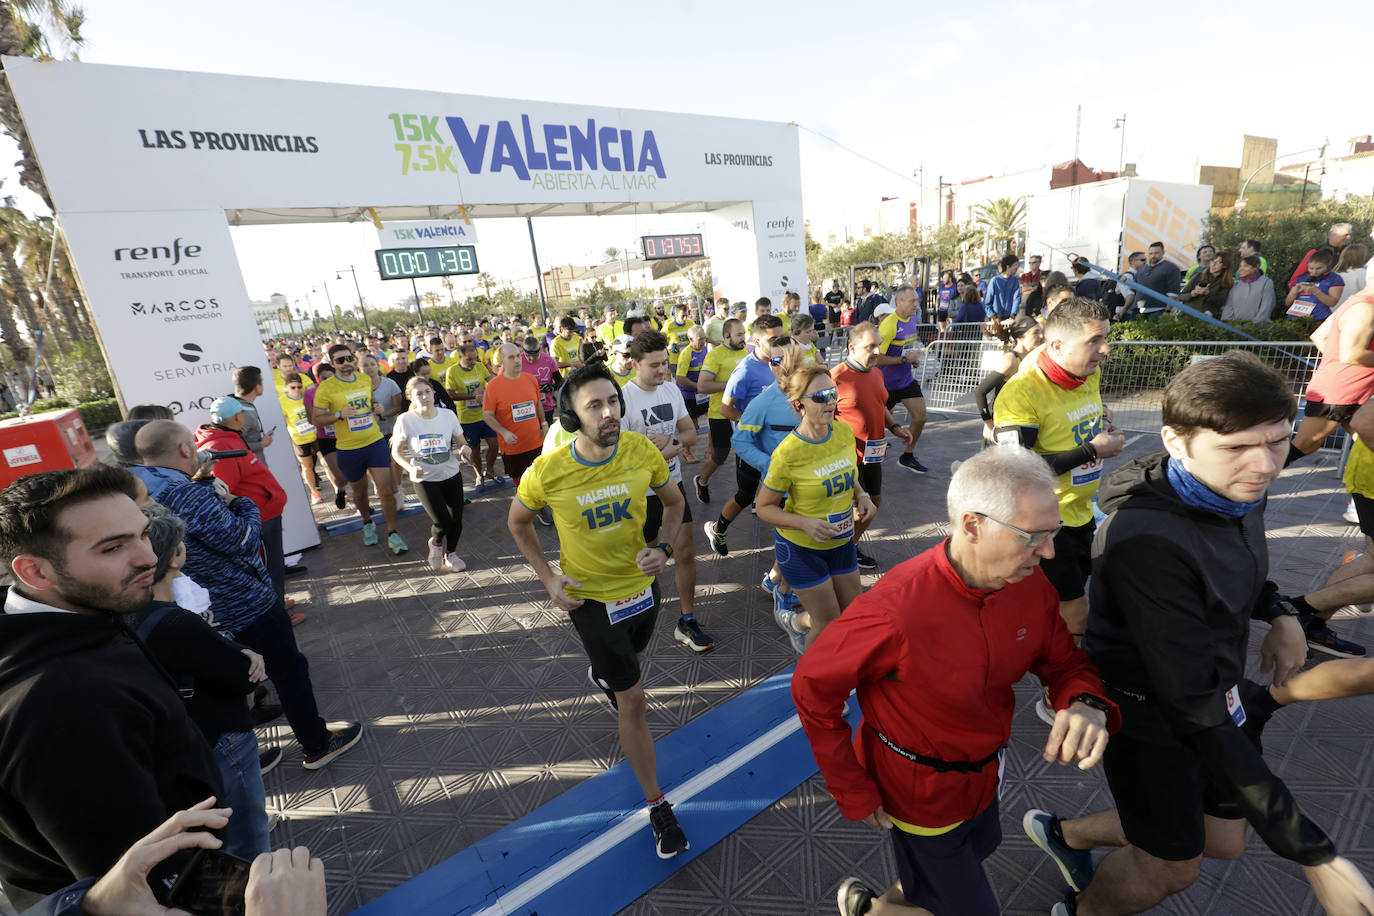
[1133, 242, 1182, 319]
[133, 421, 362, 772]
[1027, 352, 1374, 916]
[853, 280, 886, 327]
[552, 315, 583, 369]
[1239, 238, 1268, 275]
[983, 253, 1023, 318]
[1183, 244, 1215, 286]
[1285, 246, 1344, 322]
[1291, 222, 1353, 286]
[1021, 254, 1044, 285]
[311, 344, 407, 554]
[508, 363, 690, 860]
[1071, 261, 1103, 301]
[995, 299, 1125, 711]
[0, 465, 223, 907]
[623, 330, 711, 652]
[231, 366, 272, 465]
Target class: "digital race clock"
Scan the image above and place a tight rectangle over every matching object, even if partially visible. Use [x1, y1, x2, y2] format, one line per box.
[374, 245, 479, 280]
[641, 233, 704, 260]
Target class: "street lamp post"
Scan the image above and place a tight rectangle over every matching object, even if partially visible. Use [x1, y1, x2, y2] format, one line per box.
[1113, 115, 1127, 176]
[1238, 141, 1329, 204]
[315, 282, 340, 332]
[337, 266, 371, 331]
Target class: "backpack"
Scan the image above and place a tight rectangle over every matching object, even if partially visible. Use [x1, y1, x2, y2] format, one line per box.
[1101, 279, 1125, 314]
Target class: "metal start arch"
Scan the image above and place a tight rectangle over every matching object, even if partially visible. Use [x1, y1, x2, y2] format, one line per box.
[3, 58, 807, 551]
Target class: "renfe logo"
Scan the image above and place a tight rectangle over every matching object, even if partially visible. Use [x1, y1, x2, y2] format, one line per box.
[114, 238, 201, 266]
[446, 115, 665, 181]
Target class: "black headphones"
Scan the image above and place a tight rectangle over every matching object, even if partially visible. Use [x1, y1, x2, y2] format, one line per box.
[557, 370, 626, 432]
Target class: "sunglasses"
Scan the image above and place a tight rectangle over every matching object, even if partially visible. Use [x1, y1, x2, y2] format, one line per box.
[332, 355, 356, 364]
[805, 386, 838, 405]
[976, 512, 1062, 549]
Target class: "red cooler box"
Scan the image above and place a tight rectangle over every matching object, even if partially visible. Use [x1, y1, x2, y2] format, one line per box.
[0, 408, 97, 488]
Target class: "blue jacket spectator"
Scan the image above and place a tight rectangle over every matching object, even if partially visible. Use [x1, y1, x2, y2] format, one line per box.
[733, 384, 799, 477]
[983, 254, 1023, 317]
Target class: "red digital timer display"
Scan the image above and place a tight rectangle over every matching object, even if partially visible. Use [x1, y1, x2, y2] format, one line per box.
[641, 233, 704, 260]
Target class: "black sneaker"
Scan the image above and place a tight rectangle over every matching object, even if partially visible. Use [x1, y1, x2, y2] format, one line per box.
[649, 800, 689, 859]
[898, 453, 928, 474]
[855, 548, 877, 570]
[301, 722, 364, 770]
[1299, 614, 1367, 658]
[589, 665, 618, 711]
[703, 520, 728, 556]
[694, 474, 710, 504]
[836, 877, 878, 916]
[259, 746, 283, 776]
[674, 616, 715, 653]
[333, 489, 346, 510]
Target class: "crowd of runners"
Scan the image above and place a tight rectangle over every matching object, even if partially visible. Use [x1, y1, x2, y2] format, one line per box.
[2, 224, 1374, 914]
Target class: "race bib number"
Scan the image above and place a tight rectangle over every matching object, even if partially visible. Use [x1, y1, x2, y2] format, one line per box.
[347, 414, 374, 432]
[607, 586, 654, 625]
[511, 400, 537, 423]
[1070, 458, 1102, 486]
[415, 432, 447, 457]
[465, 397, 482, 409]
[1225, 684, 1246, 726]
[1288, 301, 1315, 317]
[862, 439, 888, 464]
[293, 418, 314, 435]
[826, 509, 855, 541]
[696, 393, 709, 405]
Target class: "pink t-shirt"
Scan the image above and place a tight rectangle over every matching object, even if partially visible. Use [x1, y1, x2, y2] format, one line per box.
[1308, 290, 1374, 406]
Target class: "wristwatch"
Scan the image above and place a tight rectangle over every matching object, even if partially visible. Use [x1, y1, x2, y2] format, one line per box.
[1069, 693, 1111, 714]
[655, 541, 674, 559]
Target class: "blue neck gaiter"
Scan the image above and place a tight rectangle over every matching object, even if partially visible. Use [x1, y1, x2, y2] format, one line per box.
[1165, 457, 1262, 518]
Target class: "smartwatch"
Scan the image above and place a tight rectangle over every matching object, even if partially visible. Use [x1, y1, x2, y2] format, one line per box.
[655, 541, 674, 559]
[1069, 693, 1111, 714]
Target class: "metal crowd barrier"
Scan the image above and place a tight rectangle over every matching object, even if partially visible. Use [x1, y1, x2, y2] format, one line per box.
[817, 323, 1322, 437]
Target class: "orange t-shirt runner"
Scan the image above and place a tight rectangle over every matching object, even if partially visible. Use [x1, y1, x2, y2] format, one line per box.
[833, 359, 889, 459]
[483, 373, 544, 454]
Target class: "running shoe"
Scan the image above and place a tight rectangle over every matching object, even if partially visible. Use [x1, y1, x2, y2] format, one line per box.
[836, 877, 878, 916]
[537, 506, 554, 526]
[674, 616, 715, 653]
[361, 521, 378, 546]
[694, 474, 710, 504]
[898, 453, 929, 474]
[649, 800, 689, 859]
[588, 665, 618, 711]
[1345, 498, 1360, 524]
[443, 552, 467, 573]
[1023, 809, 1095, 892]
[427, 538, 445, 571]
[474, 476, 488, 494]
[855, 548, 877, 570]
[704, 520, 728, 556]
[259, 747, 283, 776]
[301, 722, 364, 770]
[387, 531, 408, 555]
[489, 475, 508, 489]
[289, 612, 307, 627]
[774, 593, 808, 655]
[1331, 603, 1374, 620]
[1051, 891, 1079, 915]
[1299, 614, 1366, 657]
[310, 491, 323, 505]
[760, 573, 779, 597]
[334, 489, 346, 510]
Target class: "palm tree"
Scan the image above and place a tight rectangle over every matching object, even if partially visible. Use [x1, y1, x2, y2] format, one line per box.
[475, 272, 495, 301]
[968, 196, 1027, 255]
[0, 1, 86, 210]
[440, 275, 456, 306]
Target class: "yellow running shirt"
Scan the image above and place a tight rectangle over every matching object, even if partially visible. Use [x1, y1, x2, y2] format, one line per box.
[1344, 434, 1374, 499]
[427, 352, 461, 379]
[700, 344, 748, 420]
[763, 424, 860, 550]
[608, 362, 634, 386]
[993, 361, 1105, 527]
[517, 431, 670, 603]
[279, 392, 316, 446]
[664, 318, 694, 352]
[551, 334, 582, 366]
[313, 373, 381, 450]
[444, 363, 491, 424]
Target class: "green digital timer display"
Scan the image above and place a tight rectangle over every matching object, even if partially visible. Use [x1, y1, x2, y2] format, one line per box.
[375, 245, 479, 280]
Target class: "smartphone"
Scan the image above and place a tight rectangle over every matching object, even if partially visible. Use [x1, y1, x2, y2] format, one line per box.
[207, 449, 248, 460]
[165, 847, 252, 915]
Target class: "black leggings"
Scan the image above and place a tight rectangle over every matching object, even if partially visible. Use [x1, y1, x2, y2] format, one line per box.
[415, 474, 465, 551]
[732, 457, 762, 508]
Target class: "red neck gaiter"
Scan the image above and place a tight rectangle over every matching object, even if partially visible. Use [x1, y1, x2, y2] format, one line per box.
[1038, 349, 1086, 391]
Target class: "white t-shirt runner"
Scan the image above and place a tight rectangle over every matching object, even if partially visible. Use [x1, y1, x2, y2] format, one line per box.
[392, 407, 465, 483]
[621, 379, 689, 483]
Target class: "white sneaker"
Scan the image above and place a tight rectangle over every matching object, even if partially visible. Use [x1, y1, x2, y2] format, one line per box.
[1345, 498, 1360, 524]
[1035, 692, 1057, 726]
[1331, 603, 1374, 620]
[443, 552, 467, 573]
[427, 538, 445, 571]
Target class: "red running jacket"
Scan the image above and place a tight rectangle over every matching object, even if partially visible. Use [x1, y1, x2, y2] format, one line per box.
[193, 424, 287, 523]
[792, 540, 1120, 828]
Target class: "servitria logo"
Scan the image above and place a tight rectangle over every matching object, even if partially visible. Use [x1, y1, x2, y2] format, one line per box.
[154, 344, 236, 382]
[178, 343, 203, 363]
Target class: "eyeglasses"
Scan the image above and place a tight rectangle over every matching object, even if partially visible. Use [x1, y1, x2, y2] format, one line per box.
[976, 512, 1062, 549]
[805, 386, 838, 405]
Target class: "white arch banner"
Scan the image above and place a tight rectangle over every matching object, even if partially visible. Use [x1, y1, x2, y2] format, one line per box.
[4, 57, 807, 552]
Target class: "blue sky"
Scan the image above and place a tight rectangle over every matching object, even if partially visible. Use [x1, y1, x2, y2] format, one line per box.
[23, 0, 1374, 315]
